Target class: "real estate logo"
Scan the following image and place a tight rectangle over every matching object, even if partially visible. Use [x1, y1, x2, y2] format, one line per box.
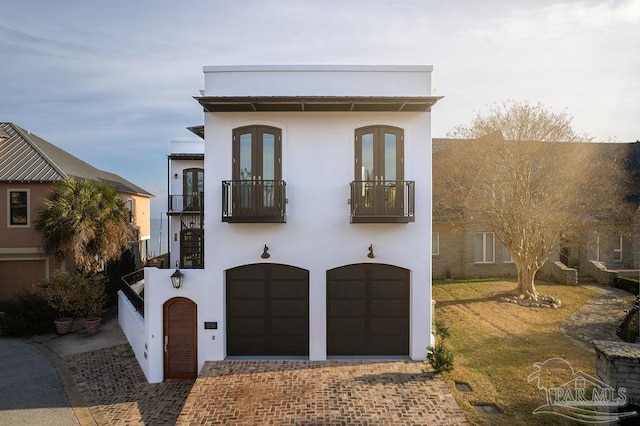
[528, 357, 637, 423]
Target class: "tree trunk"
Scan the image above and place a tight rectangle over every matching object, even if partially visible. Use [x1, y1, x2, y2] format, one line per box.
[515, 264, 540, 301]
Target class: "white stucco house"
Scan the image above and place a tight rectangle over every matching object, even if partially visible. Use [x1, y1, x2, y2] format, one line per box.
[119, 65, 442, 383]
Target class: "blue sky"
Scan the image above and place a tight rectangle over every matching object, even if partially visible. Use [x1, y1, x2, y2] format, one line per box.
[1, 0, 638, 215]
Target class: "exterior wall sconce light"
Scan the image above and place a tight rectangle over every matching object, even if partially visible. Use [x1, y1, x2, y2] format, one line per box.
[261, 245, 271, 259]
[171, 261, 184, 289]
[367, 244, 376, 258]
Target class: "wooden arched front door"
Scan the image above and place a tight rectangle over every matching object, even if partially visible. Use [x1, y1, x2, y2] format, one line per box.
[163, 297, 197, 380]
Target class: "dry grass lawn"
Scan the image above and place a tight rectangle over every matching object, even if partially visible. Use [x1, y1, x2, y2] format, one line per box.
[433, 280, 597, 425]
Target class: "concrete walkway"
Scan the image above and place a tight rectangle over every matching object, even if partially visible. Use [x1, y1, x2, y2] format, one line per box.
[560, 283, 637, 349]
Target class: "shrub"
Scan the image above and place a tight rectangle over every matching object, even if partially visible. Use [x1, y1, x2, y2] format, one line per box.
[41, 271, 85, 319]
[0, 291, 58, 337]
[77, 274, 107, 319]
[427, 344, 455, 372]
[426, 319, 455, 373]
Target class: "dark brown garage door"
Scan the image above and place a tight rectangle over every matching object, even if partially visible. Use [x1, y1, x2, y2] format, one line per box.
[226, 264, 309, 356]
[327, 263, 409, 356]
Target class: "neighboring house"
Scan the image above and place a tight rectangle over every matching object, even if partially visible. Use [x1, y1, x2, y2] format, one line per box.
[119, 65, 442, 383]
[0, 122, 153, 300]
[431, 138, 640, 282]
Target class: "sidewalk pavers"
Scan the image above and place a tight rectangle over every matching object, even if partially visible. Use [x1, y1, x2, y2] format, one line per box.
[560, 284, 636, 349]
[178, 360, 468, 425]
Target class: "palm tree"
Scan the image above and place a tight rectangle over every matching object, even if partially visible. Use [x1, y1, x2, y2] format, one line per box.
[36, 177, 135, 274]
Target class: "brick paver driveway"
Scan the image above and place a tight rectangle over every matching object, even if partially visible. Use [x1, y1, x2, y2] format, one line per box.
[178, 360, 467, 425]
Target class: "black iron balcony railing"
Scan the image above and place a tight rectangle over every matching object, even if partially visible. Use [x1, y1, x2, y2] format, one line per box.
[222, 180, 286, 223]
[168, 193, 203, 214]
[120, 269, 145, 317]
[350, 180, 415, 223]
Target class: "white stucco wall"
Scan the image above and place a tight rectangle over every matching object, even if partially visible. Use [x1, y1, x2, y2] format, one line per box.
[118, 292, 148, 379]
[203, 65, 433, 97]
[203, 111, 433, 362]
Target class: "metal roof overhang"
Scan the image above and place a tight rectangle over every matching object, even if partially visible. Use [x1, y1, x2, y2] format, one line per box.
[168, 153, 204, 160]
[195, 96, 443, 113]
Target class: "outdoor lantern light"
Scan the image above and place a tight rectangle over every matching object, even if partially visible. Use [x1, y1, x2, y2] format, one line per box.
[261, 244, 271, 259]
[367, 244, 376, 259]
[171, 261, 184, 289]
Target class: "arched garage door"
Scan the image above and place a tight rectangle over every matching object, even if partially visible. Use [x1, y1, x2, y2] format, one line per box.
[226, 264, 309, 356]
[327, 263, 409, 356]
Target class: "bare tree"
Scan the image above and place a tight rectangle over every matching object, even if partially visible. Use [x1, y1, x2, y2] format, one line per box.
[434, 100, 631, 301]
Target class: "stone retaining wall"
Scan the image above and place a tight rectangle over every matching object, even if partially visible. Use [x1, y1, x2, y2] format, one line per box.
[594, 340, 640, 408]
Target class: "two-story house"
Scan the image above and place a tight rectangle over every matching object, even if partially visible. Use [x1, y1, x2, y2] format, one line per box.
[0, 122, 153, 300]
[119, 65, 442, 383]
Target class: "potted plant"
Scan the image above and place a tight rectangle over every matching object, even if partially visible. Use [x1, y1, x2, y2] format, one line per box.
[79, 274, 107, 334]
[42, 271, 83, 335]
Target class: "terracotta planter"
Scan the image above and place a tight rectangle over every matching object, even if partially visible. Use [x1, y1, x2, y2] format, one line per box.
[54, 317, 73, 335]
[84, 318, 102, 334]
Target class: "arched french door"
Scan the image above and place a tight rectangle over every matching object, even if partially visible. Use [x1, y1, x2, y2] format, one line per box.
[226, 263, 308, 356]
[327, 263, 409, 356]
[354, 126, 404, 216]
[163, 297, 197, 380]
[232, 126, 283, 216]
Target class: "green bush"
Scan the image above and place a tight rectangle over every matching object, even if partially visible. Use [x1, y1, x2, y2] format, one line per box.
[0, 291, 58, 337]
[426, 319, 455, 373]
[427, 344, 455, 373]
[41, 271, 85, 318]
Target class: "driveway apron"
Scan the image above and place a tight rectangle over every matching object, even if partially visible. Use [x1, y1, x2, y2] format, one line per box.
[0, 338, 78, 425]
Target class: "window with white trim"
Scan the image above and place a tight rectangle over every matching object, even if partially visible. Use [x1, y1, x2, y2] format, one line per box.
[8, 189, 29, 227]
[432, 232, 439, 255]
[475, 232, 495, 263]
[613, 235, 623, 262]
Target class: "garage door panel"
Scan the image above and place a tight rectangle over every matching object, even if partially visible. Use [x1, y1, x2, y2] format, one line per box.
[328, 281, 365, 298]
[230, 281, 265, 297]
[371, 318, 409, 335]
[271, 299, 308, 316]
[228, 299, 265, 315]
[329, 300, 365, 317]
[271, 280, 308, 297]
[371, 264, 407, 279]
[270, 265, 308, 280]
[329, 318, 365, 334]
[327, 264, 409, 356]
[371, 299, 407, 316]
[230, 337, 266, 355]
[227, 264, 309, 356]
[271, 318, 307, 334]
[227, 318, 266, 335]
[271, 337, 308, 354]
[371, 281, 408, 298]
[329, 264, 366, 280]
[329, 337, 366, 355]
